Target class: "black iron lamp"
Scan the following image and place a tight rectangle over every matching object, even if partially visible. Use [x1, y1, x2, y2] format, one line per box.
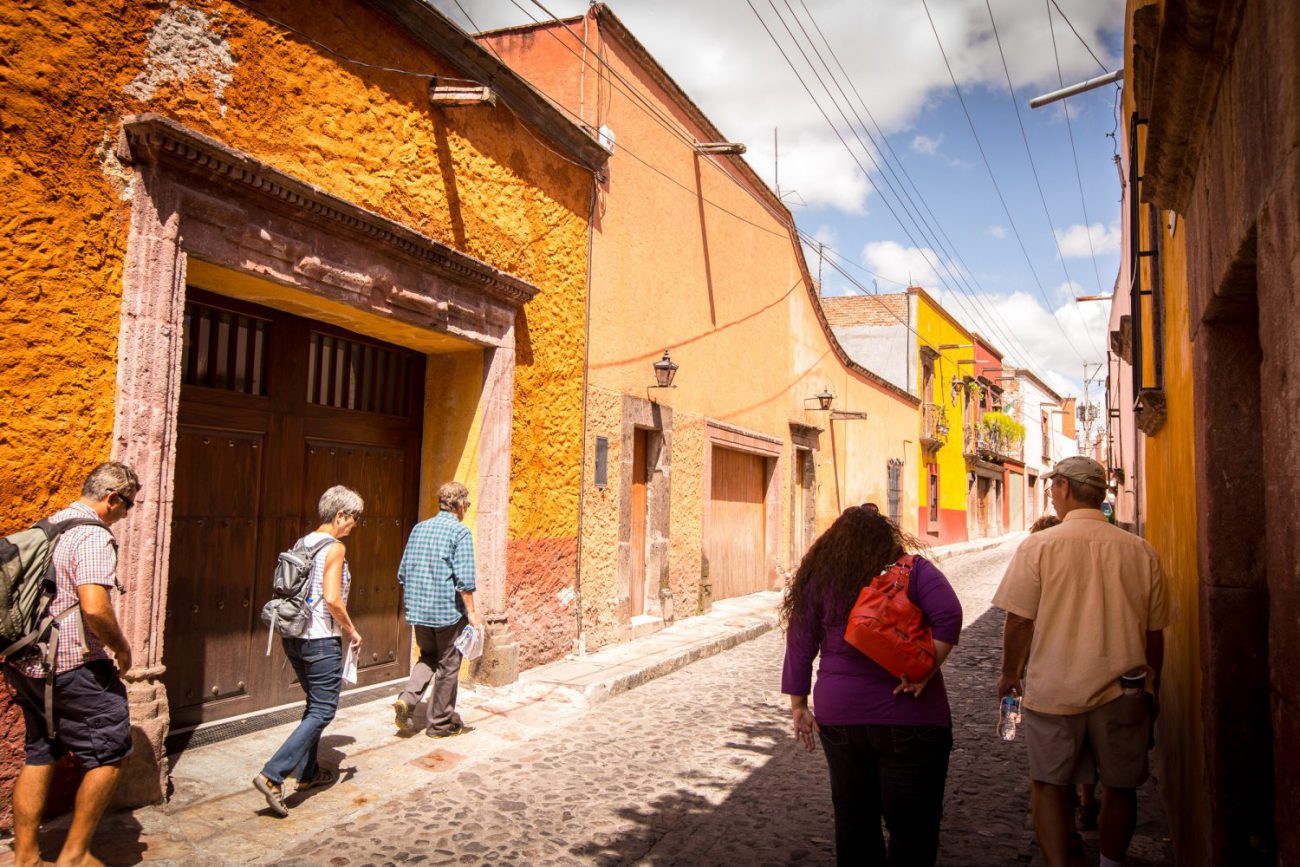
[651, 350, 679, 389]
[807, 389, 834, 411]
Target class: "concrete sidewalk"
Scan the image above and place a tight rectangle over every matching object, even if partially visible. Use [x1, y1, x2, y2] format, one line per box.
[927, 530, 1026, 563]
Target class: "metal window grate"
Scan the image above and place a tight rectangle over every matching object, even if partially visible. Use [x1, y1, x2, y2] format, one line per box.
[181, 301, 269, 395]
[307, 332, 412, 416]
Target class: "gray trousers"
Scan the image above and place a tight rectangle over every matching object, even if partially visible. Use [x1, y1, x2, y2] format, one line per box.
[398, 619, 466, 732]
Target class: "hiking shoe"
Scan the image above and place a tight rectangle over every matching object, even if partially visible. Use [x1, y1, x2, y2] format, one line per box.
[426, 722, 473, 739]
[253, 774, 288, 817]
[393, 698, 415, 733]
[296, 767, 339, 791]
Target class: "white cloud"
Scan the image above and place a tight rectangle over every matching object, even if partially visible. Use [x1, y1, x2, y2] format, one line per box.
[444, 0, 1124, 216]
[911, 133, 942, 155]
[923, 286, 1109, 392]
[1052, 280, 1087, 301]
[985, 225, 1008, 239]
[862, 240, 961, 288]
[1055, 222, 1122, 258]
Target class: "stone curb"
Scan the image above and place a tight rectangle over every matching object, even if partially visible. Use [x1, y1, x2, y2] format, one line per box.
[927, 532, 1025, 564]
[575, 615, 778, 706]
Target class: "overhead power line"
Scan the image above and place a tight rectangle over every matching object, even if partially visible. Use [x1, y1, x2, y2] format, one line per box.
[918, 0, 1097, 364]
[783, 0, 1045, 368]
[759, 0, 1049, 368]
[1046, 0, 1109, 307]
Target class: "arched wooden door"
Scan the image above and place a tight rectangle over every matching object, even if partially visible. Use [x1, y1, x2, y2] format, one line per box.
[164, 289, 423, 728]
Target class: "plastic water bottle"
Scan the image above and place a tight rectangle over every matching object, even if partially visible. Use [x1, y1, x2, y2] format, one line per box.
[998, 693, 1022, 741]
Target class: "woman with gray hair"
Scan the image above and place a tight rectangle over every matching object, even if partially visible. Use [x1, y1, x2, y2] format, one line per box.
[253, 485, 363, 816]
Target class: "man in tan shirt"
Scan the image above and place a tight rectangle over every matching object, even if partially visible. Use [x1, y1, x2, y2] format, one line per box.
[993, 456, 1172, 867]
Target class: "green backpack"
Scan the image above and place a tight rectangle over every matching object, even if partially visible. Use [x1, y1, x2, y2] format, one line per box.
[0, 517, 111, 736]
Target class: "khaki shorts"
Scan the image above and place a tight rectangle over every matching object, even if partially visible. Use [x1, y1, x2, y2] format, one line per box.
[1024, 693, 1150, 788]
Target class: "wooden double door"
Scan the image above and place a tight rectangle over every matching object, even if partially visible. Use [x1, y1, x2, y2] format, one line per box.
[164, 290, 424, 728]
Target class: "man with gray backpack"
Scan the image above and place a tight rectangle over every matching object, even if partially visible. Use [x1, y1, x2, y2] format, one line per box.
[1, 461, 138, 867]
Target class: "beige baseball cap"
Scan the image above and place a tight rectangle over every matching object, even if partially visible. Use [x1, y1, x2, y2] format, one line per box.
[1043, 455, 1106, 489]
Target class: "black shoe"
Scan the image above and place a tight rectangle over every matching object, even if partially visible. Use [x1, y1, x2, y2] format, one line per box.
[393, 698, 415, 733]
[253, 774, 288, 817]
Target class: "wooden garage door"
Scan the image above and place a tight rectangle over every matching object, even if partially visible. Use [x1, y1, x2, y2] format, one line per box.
[164, 290, 423, 728]
[708, 446, 767, 599]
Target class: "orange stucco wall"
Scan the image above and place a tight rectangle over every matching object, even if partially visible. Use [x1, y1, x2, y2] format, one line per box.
[0, 0, 591, 821]
[484, 12, 919, 653]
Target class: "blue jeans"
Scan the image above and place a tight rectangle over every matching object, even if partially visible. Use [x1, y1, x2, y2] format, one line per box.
[261, 636, 342, 784]
[818, 724, 952, 867]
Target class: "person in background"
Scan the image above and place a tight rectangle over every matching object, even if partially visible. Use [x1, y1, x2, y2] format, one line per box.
[1025, 514, 1098, 836]
[4, 462, 138, 867]
[392, 481, 482, 738]
[253, 485, 363, 817]
[782, 505, 963, 866]
[994, 457, 1171, 867]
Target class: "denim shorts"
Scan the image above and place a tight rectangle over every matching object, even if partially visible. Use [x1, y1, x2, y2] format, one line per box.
[5, 659, 133, 769]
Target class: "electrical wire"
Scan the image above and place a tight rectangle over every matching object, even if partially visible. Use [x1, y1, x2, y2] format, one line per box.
[984, 0, 1087, 310]
[224, 0, 481, 83]
[1048, 0, 1111, 74]
[756, 0, 1041, 368]
[919, 0, 1097, 364]
[782, 0, 1045, 369]
[1046, 0, 1109, 309]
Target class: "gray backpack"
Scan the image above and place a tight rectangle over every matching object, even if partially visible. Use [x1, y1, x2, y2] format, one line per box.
[260, 536, 335, 655]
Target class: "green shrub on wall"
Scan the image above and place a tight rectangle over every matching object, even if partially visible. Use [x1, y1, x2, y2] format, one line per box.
[980, 410, 1025, 445]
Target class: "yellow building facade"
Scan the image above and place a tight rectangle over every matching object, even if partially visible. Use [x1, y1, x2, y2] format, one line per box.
[911, 289, 975, 544]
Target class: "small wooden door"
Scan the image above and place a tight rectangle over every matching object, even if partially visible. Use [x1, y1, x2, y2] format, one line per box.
[629, 429, 648, 617]
[792, 448, 814, 563]
[165, 291, 422, 728]
[708, 446, 767, 599]
[975, 477, 991, 538]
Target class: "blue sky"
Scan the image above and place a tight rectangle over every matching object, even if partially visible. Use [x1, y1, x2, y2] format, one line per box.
[439, 0, 1124, 399]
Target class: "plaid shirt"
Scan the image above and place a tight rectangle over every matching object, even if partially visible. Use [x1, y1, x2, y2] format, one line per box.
[397, 510, 475, 628]
[12, 503, 119, 677]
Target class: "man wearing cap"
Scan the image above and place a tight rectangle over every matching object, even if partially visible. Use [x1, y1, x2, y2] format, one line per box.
[993, 456, 1172, 867]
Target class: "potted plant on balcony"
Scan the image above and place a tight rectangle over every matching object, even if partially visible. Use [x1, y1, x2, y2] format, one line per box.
[980, 411, 1025, 457]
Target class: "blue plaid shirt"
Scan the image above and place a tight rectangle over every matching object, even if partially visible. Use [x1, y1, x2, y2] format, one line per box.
[397, 510, 476, 628]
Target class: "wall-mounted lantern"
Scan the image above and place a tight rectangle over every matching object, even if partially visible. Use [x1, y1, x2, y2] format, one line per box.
[650, 350, 678, 389]
[806, 389, 835, 411]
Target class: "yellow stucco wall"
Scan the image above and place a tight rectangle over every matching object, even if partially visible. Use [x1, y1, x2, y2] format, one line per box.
[913, 292, 975, 528]
[1122, 66, 1205, 858]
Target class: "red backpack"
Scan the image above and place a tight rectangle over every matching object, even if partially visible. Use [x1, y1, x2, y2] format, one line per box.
[843, 555, 936, 682]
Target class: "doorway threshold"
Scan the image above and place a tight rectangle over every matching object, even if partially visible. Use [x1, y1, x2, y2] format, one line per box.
[165, 676, 408, 756]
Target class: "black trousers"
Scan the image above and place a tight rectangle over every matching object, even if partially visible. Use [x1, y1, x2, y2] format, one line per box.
[818, 724, 953, 867]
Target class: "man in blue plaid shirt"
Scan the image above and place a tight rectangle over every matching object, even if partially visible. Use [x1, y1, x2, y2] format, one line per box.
[393, 481, 482, 737]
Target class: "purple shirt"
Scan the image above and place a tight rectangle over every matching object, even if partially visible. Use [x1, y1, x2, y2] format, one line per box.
[781, 556, 963, 727]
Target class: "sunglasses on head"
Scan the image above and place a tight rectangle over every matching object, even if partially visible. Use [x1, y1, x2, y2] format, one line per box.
[116, 490, 136, 511]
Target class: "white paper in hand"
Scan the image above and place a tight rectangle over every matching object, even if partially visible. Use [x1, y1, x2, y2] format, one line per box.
[342, 643, 358, 685]
[454, 625, 484, 660]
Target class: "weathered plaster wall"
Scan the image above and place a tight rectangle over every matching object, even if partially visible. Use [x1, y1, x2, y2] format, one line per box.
[576, 386, 626, 652]
[0, 0, 591, 825]
[1137, 206, 1205, 863]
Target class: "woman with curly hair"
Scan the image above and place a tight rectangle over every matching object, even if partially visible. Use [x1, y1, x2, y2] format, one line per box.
[782, 505, 963, 867]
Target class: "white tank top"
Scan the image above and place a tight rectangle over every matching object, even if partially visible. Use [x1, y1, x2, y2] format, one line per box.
[300, 532, 351, 639]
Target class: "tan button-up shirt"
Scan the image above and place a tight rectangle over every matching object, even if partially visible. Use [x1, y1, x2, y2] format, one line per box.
[993, 509, 1173, 715]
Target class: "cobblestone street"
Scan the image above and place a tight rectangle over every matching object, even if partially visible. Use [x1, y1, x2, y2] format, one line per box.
[3, 538, 1172, 866]
[279, 539, 1169, 867]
